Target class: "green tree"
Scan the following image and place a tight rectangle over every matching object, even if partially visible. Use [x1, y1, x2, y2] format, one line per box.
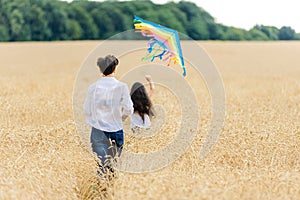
[66, 19, 83, 40]
[178, 1, 201, 21]
[90, 9, 113, 39]
[3, 0, 32, 41]
[44, 0, 69, 40]
[223, 27, 247, 40]
[294, 33, 300, 40]
[9, 9, 25, 41]
[0, 0, 299, 42]
[208, 23, 224, 40]
[28, 4, 51, 40]
[156, 6, 185, 34]
[169, 4, 188, 35]
[0, 4, 10, 41]
[254, 25, 279, 40]
[187, 18, 209, 40]
[249, 27, 269, 40]
[0, 25, 9, 41]
[68, 3, 98, 39]
[278, 26, 296, 40]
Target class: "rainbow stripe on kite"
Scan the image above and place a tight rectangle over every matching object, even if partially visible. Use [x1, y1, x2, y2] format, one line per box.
[133, 15, 186, 76]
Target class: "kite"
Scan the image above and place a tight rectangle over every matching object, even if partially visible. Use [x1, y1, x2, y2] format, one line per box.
[133, 15, 186, 76]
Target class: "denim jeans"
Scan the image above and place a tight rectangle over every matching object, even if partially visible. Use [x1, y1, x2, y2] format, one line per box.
[90, 127, 124, 173]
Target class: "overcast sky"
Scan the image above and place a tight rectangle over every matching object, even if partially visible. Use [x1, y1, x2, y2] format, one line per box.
[64, 0, 300, 32]
[153, 0, 300, 32]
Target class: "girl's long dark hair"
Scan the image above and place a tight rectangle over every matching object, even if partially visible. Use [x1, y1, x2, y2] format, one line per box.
[130, 82, 154, 122]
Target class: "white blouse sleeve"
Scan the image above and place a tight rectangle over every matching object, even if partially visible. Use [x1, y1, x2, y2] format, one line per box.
[83, 86, 93, 117]
[120, 84, 134, 116]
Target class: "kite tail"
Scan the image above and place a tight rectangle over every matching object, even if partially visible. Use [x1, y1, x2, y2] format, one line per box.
[147, 40, 168, 61]
[163, 51, 174, 62]
[182, 67, 186, 76]
[142, 48, 160, 61]
[153, 49, 166, 61]
[148, 39, 157, 53]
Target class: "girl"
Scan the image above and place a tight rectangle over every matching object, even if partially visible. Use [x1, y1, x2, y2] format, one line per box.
[130, 75, 155, 129]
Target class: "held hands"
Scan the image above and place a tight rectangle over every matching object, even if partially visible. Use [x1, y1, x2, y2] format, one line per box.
[122, 115, 128, 121]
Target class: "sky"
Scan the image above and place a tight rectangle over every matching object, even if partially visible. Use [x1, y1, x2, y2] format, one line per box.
[153, 0, 300, 32]
[64, 0, 300, 32]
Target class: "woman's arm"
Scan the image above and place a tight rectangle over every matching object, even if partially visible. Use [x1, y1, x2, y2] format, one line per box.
[145, 75, 155, 98]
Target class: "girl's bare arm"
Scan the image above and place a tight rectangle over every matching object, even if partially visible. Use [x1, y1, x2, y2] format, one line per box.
[145, 75, 155, 98]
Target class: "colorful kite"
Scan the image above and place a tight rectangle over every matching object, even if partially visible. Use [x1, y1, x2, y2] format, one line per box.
[133, 15, 186, 76]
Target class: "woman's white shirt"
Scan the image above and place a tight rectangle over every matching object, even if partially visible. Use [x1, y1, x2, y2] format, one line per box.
[130, 112, 151, 128]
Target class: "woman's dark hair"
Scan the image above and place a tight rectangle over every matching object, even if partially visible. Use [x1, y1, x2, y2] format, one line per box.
[131, 82, 154, 122]
[97, 55, 119, 76]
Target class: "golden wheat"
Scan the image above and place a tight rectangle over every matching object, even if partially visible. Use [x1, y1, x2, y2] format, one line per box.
[0, 41, 299, 199]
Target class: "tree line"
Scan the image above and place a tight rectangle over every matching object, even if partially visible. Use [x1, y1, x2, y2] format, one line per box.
[0, 0, 299, 42]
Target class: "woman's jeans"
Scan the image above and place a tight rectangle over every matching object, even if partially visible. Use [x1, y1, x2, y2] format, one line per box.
[90, 127, 124, 173]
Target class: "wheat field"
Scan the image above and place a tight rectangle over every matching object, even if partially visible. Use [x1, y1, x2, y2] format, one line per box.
[0, 41, 299, 199]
